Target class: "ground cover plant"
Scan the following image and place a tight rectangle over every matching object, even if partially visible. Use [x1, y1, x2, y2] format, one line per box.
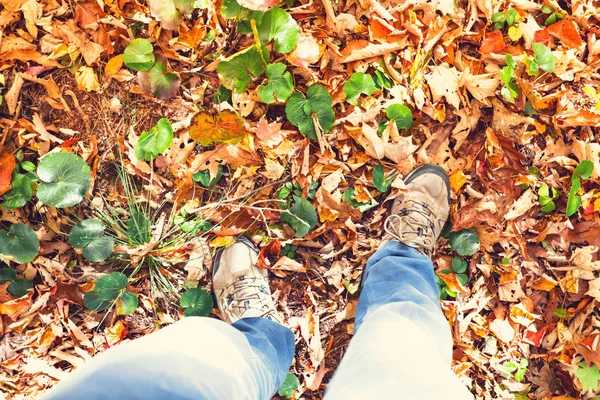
[1, 0, 600, 399]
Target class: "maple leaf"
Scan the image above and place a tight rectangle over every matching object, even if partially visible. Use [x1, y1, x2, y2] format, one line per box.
[189, 111, 248, 146]
[575, 362, 600, 393]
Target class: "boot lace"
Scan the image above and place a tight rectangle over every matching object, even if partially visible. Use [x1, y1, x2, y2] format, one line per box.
[384, 199, 436, 252]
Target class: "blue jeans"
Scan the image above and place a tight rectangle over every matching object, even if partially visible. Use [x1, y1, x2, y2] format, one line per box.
[43, 242, 472, 399]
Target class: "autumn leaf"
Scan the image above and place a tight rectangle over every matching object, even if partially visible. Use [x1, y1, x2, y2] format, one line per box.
[0, 148, 16, 196]
[480, 31, 505, 54]
[189, 111, 248, 146]
[75, 66, 101, 92]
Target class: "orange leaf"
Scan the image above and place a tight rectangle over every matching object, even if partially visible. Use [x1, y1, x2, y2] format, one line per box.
[480, 31, 505, 54]
[547, 19, 584, 49]
[0, 147, 16, 196]
[189, 111, 247, 146]
[104, 54, 123, 76]
[533, 28, 551, 46]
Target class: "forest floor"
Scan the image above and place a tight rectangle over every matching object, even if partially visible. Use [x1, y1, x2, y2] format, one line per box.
[1, 0, 600, 399]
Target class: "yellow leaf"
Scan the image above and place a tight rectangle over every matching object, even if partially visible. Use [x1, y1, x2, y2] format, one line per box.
[507, 25, 523, 42]
[189, 111, 247, 146]
[449, 170, 467, 193]
[209, 236, 236, 248]
[75, 66, 100, 92]
[104, 54, 123, 76]
[106, 320, 126, 347]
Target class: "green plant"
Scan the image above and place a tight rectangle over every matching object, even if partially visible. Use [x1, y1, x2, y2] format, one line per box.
[538, 183, 558, 212]
[217, 45, 270, 93]
[498, 359, 529, 382]
[37, 152, 91, 208]
[491, 8, 519, 30]
[280, 244, 298, 258]
[386, 104, 413, 132]
[448, 229, 480, 256]
[258, 63, 294, 104]
[436, 275, 456, 300]
[540, 4, 564, 26]
[575, 361, 600, 393]
[437, 257, 468, 300]
[193, 165, 225, 187]
[500, 54, 519, 103]
[123, 38, 155, 71]
[373, 69, 392, 90]
[566, 160, 594, 217]
[69, 219, 114, 262]
[372, 164, 396, 192]
[180, 288, 213, 316]
[1, 152, 38, 210]
[286, 84, 335, 140]
[0, 223, 40, 264]
[280, 195, 318, 237]
[344, 72, 376, 105]
[0, 268, 33, 297]
[277, 373, 300, 398]
[135, 118, 174, 162]
[257, 7, 299, 54]
[524, 43, 555, 76]
[277, 181, 318, 202]
[84, 272, 138, 314]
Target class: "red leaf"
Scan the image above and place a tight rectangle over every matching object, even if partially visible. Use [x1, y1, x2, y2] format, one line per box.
[547, 19, 584, 49]
[256, 240, 281, 269]
[480, 31, 505, 54]
[533, 28, 551, 46]
[0, 147, 16, 196]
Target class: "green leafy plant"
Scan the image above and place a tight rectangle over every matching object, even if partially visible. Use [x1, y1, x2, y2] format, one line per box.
[280, 244, 298, 258]
[500, 54, 519, 103]
[540, 4, 564, 26]
[575, 361, 600, 393]
[0, 268, 33, 297]
[448, 229, 480, 256]
[277, 373, 300, 398]
[491, 8, 519, 30]
[372, 164, 396, 192]
[37, 152, 91, 208]
[0, 223, 40, 264]
[342, 189, 378, 211]
[138, 56, 182, 99]
[281, 195, 318, 237]
[258, 7, 299, 54]
[438, 257, 468, 300]
[220, 0, 264, 33]
[538, 183, 558, 212]
[258, 63, 294, 104]
[278, 181, 318, 202]
[123, 39, 156, 71]
[1, 154, 38, 210]
[84, 272, 138, 314]
[498, 359, 529, 382]
[566, 160, 594, 217]
[373, 69, 392, 90]
[193, 165, 224, 187]
[386, 104, 413, 132]
[344, 72, 375, 105]
[436, 276, 456, 300]
[180, 287, 213, 316]
[286, 84, 335, 140]
[135, 118, 174, 161]
[525, 43, 555, 76]
[69, 219, 114, 262]
[217, 45, 270, 93]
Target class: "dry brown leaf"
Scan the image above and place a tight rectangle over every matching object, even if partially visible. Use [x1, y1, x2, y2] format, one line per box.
[75, 66, 101, 92]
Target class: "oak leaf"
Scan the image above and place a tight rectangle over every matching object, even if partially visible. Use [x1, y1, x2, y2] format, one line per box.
[189, 111, 247, 146]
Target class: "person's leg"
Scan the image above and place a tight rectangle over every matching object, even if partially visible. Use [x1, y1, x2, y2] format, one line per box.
[43, 238, 294, 400]
[43, 316, 294, 400]
[325, 164, 473, 399]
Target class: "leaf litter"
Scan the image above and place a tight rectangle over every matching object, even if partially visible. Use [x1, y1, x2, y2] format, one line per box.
[0, 0, 600, 399]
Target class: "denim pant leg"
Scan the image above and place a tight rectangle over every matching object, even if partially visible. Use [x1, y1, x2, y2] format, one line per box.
[325, 241, 473, 400]
[42, 317, 294, 400]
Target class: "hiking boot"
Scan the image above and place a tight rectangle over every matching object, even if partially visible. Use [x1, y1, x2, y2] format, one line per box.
[382, 164, 451, 256]
[212, 236, 282, 324]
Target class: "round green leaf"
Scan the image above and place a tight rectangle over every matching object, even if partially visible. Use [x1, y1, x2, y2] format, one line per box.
[0, 268, 17, 284]
[258, 63, 294, 104]
[69, 219, 105, 248]
[37, 152, 91, 208]
[217, 45, 269, 93]
[277, 373, 300, 398]
[574, 160, 594, 180]
[258, 7, 299, 54]
[180, 288, 213, 317]
[344, 72, 376, 105]
[281, 195, 318, 238]
[123, 38, 155, 71]
[2, 173, 35, 210]
[95, 272, 128, 301]
[83, 236, 114, 262]
[386, 104, 413, 131]
[0, 223, 39, 263]
[193, 165, 224, 187]
[457, 273, 469, 286]
[448, 229, 480, 256]
[532, 42, 555, 73]
[135, 118, 174, 161]
[118, 291, 138, 315]
[8, 278, 33, 297]
[286, 85, 335, 140]
[451, 257, 467, 273]
[84, 291, 111, 311]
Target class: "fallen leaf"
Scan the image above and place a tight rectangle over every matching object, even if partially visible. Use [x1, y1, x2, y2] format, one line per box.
[75, 66, 101, 92]
[189, 111, 248, 146]
[0, 147, 16, 196]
